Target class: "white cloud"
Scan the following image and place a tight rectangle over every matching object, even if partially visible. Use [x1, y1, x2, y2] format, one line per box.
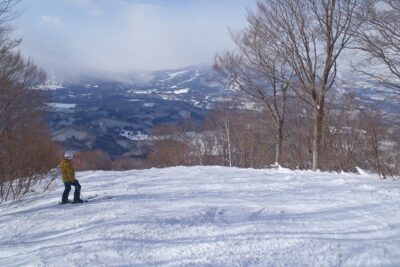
[18, 0, 257, 80]
[40, 16, 64, 27]
[64, 0, 103, 15]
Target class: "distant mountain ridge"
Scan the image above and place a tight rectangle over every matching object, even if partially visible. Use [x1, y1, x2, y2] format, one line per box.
[41, 64, 399, 158]
[42, 65, 240, 158]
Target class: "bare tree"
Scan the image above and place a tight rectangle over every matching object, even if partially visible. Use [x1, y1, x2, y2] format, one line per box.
[182, 118, 205, 166]
[238, 0, 363, 170]
[75, 150, 111, 171]
[358, 109, 390, 179]
[0, 0, 60, 202]
[354, 0, 400, 94]
[215, 9, 293, 164]
[285, 97, 313, 170]
[147, 139, 190, 168]
[147, 124, 192, 167]
[0, 0, 45, 136]
[205, 107, 235, 167]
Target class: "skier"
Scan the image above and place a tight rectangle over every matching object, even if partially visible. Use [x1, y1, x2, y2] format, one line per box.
[60, 151, 84, 204]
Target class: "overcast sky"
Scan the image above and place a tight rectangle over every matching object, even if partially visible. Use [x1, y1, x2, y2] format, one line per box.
[14, 0, 256, 79]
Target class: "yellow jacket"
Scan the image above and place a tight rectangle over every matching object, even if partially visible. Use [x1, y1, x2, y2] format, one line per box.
[60, 159, 75, 183]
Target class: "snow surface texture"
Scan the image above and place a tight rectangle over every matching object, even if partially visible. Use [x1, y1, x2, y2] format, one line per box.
[0, 167, 399, 267]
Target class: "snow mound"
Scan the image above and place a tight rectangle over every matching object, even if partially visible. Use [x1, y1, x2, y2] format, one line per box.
[0, 166, 399, 266]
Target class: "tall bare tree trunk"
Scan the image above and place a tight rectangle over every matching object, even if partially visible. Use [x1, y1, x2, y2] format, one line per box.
[224, 118, 232, 167]
[275, 123, 283, 164]
[312, 107, 324, 170]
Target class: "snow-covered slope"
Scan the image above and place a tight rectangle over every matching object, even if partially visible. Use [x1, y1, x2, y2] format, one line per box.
[0, 167, 399, 266]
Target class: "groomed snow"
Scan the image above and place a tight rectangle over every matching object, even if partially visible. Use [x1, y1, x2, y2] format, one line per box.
[160, 70, 189, 82]
[0, 166, 399, 266]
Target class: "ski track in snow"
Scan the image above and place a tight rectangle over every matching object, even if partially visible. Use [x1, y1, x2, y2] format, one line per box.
[0, 166, 399, 266]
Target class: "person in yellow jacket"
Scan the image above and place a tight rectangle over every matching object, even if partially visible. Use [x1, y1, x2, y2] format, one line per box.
[60, 151, 84, 204]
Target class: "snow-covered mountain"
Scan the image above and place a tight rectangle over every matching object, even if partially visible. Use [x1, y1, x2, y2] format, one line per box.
[41, 64, 400, 158]
[42, 65, 242, 157]
[1, 166, 399, 266]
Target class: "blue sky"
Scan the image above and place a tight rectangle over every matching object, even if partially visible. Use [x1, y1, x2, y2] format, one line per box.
[14, 0, 256, 79]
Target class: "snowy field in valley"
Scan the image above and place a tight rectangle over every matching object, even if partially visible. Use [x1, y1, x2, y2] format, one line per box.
[0, 166, 399, 266]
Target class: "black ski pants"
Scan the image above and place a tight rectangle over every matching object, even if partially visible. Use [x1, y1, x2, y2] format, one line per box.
[62, 180, 81, 202]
